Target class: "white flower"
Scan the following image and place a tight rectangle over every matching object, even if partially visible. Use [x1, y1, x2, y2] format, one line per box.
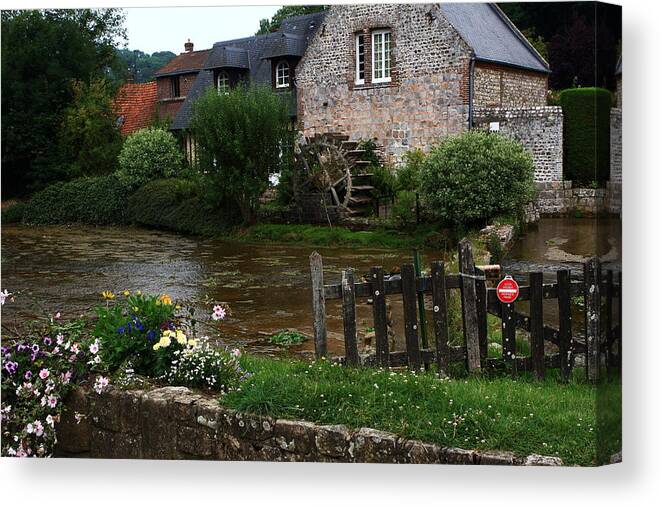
[0, 289, 11, 305]
[89, 341, 99, 354]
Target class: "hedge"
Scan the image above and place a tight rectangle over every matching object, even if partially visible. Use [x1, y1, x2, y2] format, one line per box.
[22, 175, 130, 225]
[560, 87, 612, 185]
[127, 178, 237, 236]
[1, 202, 26, 224]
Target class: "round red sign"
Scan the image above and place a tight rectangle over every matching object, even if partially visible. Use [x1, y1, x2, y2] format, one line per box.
[496, 276, 519, 304]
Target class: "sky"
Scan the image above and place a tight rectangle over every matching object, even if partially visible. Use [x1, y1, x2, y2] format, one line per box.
[123, 5, 282, 54]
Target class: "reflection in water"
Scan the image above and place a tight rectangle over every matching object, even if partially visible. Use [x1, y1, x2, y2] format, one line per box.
[1, 225, 437, 355]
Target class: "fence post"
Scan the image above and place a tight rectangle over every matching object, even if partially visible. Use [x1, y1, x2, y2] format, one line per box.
[371, 266, 389, 367]
[605, 269, 614, 376]
[431, 261, 449, 376]
[584, 257, 601, 382]
[557, 269, 573, 382]
[475, 268, 488, 360]
[342, 269, 359, 366]
[501, 300, 517, 373]
[401, 263, 421, 371]
[309, 252, 327, 358]
[458, 239, 482, 373]
[529, 271, 545, 380]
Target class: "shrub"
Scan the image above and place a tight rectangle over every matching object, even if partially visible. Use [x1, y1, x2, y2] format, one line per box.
[560, 87, 612, 185]
[397, 148, 425, 191]
[390, 190, 418, 228]
[22, 175, 130, 225]
[486, 233, 505, 264]
[1, 202, 26, 223]
[356, 139, 381, 169]
[270, 330, 307, 346]
[127, 178, 239, 235]
[190, 85, 294, 224]
[117, 128, 184, 190]
[419, 131, 535, 227]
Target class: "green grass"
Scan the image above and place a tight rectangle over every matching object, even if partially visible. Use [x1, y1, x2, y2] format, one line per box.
[223, 356, 621, 466]
[235, 223, 441, 250]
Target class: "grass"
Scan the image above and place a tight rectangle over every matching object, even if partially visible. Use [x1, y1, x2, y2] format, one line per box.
[223, 356, 621, 466]
[234, 223, 443, 250]
[269, 330, 308, 346]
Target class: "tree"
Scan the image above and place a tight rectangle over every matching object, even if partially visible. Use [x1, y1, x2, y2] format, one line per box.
[115, 49, 176, 83]
[1, 9, 126, 197]
[190, 85, 294, 224]
[58, 78, 123, 178]
[256, 5, 327, 35]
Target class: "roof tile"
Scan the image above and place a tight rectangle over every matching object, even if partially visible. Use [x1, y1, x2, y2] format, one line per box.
[114, 82, 158, 136]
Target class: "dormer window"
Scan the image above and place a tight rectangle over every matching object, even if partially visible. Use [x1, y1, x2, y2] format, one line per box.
[276, 61, 290, 88]
[217, 71, 230, 95]
[372, 29, 392, 83]
[355, 34, 365, 84]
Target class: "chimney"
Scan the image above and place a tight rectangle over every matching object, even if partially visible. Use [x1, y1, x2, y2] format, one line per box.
[184, 39, 194, 52]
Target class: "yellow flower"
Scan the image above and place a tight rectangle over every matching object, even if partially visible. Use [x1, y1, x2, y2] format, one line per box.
[158, 294, 173, 306]
[122, 290, 131, 297]
[153, 343, 161, 350]
[175, 305, 181, 310]
[136, 290, 142, 296]
[133, 306, 139, 313]
[158, 335, 171, 348]
[175, 330, 187, 345]
[101, 291, 115, 300]
[187, 339, 198, 348]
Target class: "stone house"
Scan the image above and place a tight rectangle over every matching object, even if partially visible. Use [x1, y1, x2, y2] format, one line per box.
[165, 5, 562, 183]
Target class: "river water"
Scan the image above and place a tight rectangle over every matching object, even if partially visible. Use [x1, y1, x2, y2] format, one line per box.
[1, 217, 621, 354]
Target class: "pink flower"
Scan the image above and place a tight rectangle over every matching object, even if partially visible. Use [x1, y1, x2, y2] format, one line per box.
[93, 376, 109, 394]
[231, 348, 242, 357]
[38, 368, 49, 380]
[0, 289, 11, 305]
[47, 396, 57, 408]
[54, 312, 61, 319]
[46, 415, 54, 427]
[89, 341, 99, 354]
[212, 305, 226, 321]
[34, 420, 44, 437]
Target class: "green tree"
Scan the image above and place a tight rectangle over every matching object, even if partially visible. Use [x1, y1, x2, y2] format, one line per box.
[1, 9, 126, 197]
[190, 85, 294, 224]
[115, 49, 176, 82]
[256, 5, 327, 35]
[59, 78, 123, 178]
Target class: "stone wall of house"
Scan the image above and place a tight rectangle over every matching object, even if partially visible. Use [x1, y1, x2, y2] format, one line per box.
[296, 4, 473, 165]
[608, 108, 622, 214]
[535, 181, 620, 216]
[55, 386, 563, 465]
[472, 107, 563, 182]
[473, 62, 548, 108]
[156, 73, 198, 121]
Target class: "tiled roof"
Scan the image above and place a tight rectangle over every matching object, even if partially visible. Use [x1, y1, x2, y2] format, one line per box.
[154, 49, 211, 77]
[171, 11, 325, 130]
[439, 3, 550, 73]
[261, 33, 306, 59]
[114, 81, 158, 136]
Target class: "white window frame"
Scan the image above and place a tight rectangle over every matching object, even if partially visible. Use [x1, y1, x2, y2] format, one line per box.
[371, 29, 392, 84]
[217, 71, 230, 95]
[355, 33, 365, 85]
[276, 61, 290, 89]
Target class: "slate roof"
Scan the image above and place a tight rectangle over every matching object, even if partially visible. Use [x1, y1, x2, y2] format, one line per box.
[439, 3, 550, 73]
[114, 82, 158, 136]
[261, 33, 306, 59]
[154, 49, 211, 77]
[171, 11, 325, 130]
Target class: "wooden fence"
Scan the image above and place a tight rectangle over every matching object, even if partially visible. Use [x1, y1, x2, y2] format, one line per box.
[309, 239, 621, 382]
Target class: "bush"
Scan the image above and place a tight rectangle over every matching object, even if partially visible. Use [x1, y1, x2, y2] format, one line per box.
[127, 178, 239, 235]
[419, 131, 535, 227]
[397, 148, 425, 191]
[117, 128, 184, 190]
[1, 202, 26, 224]
[190, 85, 294, 224]
[560, 87, 612, 185]
[22, 175, 130, 225]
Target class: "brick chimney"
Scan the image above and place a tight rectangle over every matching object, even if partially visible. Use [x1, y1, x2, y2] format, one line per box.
[184, 39, 194, 52]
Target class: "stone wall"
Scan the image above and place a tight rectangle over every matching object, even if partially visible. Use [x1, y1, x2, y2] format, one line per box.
[473, 62, 548, 108]
[156, 73, 198, 121]
[608, 108, 622, 214]
[296, 4, 472, 165]
[56, 386, 562, 465]
[535, 181, 620, 216]
[473, 107, 563, 182]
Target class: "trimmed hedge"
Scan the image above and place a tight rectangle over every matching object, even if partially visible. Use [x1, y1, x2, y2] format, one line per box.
[560, 87, 612, 185]
[22, 175, 130, 225]
[418, 131, 535, 227]
[127, 178, 236, 236]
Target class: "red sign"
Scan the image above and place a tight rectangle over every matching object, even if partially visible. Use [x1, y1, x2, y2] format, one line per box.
[496, 276, 519, 304]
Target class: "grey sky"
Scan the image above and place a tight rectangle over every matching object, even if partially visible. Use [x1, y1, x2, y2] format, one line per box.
[124, 5, 282, 54]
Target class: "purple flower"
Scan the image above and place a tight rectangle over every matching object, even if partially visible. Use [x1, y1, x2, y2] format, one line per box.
[31, 344, 39, 353]
[43, 337, 52, 346]
[4, 361, 18, 375]
[16, 344, 26, 352]
[24, 371, 33, 380]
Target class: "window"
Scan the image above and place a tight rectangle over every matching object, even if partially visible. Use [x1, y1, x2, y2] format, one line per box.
[355, 34, 365, 84]
[372, 30, 392, 83]
[171, 76, 181, 97]
[276, 61, 290, 88]
[217, 71, 230, 94]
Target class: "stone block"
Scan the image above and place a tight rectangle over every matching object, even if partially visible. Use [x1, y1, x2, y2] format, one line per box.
[274, 419, 316, 455]
[56, 388, 91, 455]
[314, 424, 352, 458]
[176, 425, 215, 458]
[90, 388, 142, 434]
[402, 440, 442, 464]
[523, 454, 564, 466]
[90, 428, 142, 459]
[140, 390, 177, 459]
[477, 450, 516, 465]
[441, 447, 476, 464]
[353, 427, 399, 463]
